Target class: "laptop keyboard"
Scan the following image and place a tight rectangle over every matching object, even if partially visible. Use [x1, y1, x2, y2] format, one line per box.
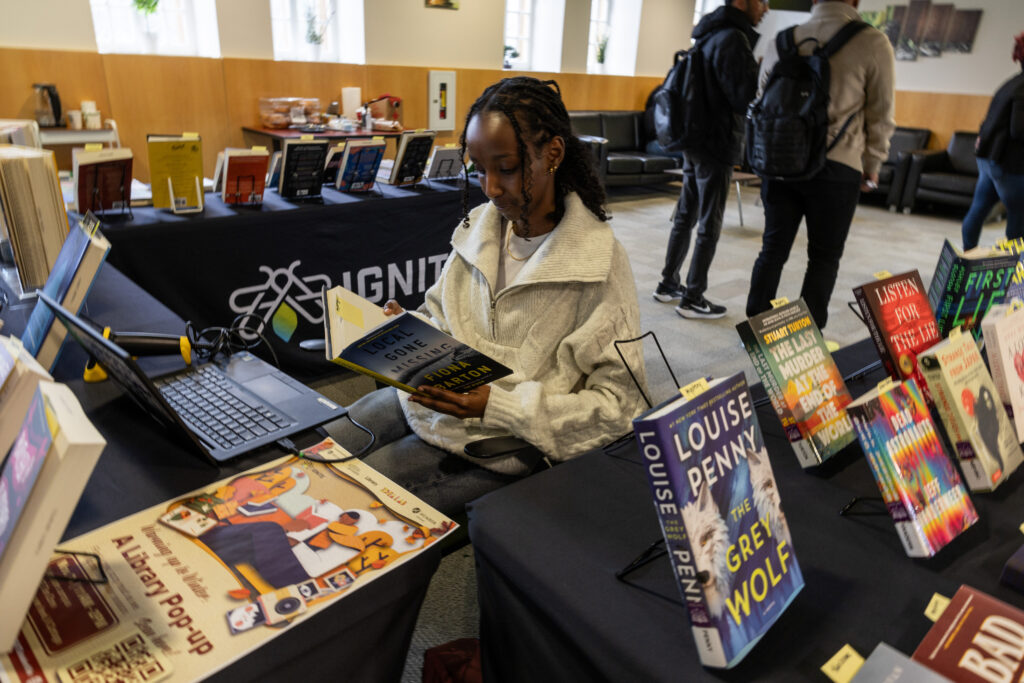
[154, 366, 292, 450]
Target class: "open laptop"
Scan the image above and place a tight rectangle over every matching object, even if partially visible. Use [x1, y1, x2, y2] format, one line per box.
[38, 291, 345, 464]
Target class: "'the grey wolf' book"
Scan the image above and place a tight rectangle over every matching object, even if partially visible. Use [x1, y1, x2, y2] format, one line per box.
[633, 373, 803, 668]
[322, 286, 512, 394]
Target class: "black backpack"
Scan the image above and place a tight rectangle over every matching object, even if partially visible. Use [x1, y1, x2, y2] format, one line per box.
[653, 39, 710, 153]
[745, 21, 868, 181]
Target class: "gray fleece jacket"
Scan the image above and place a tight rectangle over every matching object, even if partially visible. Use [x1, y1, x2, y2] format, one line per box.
[398, 192, 647, 475]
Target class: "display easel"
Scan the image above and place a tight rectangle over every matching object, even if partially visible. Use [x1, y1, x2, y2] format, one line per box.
[87, 160, 133, 220]
[168, 176, 204, 215]
[225, 174, 263, 207]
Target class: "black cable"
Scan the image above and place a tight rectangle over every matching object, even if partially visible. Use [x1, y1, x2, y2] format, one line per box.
[185, 312, 280, 367]
[275, 413, 376, 464]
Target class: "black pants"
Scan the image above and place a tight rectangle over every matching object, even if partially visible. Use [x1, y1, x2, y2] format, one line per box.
[745, 162, 862, 329]
[659, 151, 731, 300]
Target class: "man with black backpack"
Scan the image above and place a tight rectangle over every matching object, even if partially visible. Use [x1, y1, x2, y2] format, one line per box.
[652, 0, 766, 320]
[744, 0, 895, 330]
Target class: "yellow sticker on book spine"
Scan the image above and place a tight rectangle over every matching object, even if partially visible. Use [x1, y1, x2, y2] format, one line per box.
[770, 297, 789, 308]
[372, 136, 384, 141]
[680, 377, 710, 400]
[334, 298, 365, 329]
[300, 134, 314, 141]
[821, 644, 864, 683]
[873, 270, 893, 280]
[444, 143, 457, 148]
[252, 145, 267, 152]
[182, 132, 199, 139]
[925, 593, 950, 622]
[84, 143, 103, 151]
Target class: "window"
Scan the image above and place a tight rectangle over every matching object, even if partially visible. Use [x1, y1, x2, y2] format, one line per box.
[504, 0, 532, 70]
[586, 0, 640, 76]
[271, 0, 365, 64]
[588, 0, 611, 71]
[89, 0, 220, 57]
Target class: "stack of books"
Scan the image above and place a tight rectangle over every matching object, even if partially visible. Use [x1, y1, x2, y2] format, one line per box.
[0, 351, 105, 652]
[0, 145, 69, 290]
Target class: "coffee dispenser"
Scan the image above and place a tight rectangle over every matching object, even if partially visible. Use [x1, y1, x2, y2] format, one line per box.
[33, 83, 63, 127]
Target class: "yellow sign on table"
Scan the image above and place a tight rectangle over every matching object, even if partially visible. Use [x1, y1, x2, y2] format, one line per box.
[924, 592, 951, 622]
[821, 644, 865, 683]
[873, 270, 893, 280]
[770, 297, 790, 308]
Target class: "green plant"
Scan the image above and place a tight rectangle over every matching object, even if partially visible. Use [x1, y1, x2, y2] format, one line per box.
[504, 45, 520, 60]
[306, 7, 332, 45]
[133, 0, 159, 15]
[596, 35, 609, 64]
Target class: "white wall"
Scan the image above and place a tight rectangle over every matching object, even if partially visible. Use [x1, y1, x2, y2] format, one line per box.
[635, 0, 697, 77]
[217, 0, 273, 59]
[859, 0, 1022, 95]
[364, 0, 505, 68]
[0, 0, 97, 51]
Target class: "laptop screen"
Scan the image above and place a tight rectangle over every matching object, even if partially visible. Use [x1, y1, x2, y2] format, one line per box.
[36, 291, 179, 428]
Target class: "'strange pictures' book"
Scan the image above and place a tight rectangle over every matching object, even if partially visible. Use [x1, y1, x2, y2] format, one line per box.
[633, 373, 803, 669]
[322, 286, 512, 394]
[918, 330, 1024, 492]
[736, 299, 856, 467]
[846, 378, 978, 558]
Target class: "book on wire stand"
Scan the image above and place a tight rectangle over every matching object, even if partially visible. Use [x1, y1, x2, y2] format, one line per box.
[633, 372, 804, 669]
[846, 377, 978, 557]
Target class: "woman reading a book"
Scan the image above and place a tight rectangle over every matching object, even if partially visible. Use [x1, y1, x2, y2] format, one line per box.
[325, 77, 646, 516]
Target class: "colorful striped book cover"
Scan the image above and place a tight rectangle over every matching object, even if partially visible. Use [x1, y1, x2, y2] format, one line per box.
[847, 378, 979, 557]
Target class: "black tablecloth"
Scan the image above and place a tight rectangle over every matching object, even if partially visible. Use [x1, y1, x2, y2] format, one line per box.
[468, 340, 1024, 681]
[98, 181, 485, 382]
[0, 265, 440, 682]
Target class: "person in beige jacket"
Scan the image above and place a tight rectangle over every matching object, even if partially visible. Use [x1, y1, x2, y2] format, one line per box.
[325, 77, 647, 517]
[745, 0, 896, 330]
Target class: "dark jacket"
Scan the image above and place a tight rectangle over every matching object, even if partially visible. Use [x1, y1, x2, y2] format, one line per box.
[977, 67, 1024, 174]
[691, 5, 760, 165]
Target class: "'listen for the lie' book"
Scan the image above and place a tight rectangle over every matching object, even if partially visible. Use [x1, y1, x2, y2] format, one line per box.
[322, 286, 512, 394]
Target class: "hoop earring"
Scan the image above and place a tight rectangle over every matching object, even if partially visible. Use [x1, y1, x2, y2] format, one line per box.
[548, 165, 558, 175]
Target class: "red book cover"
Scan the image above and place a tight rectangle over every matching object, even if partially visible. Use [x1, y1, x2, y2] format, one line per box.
[73, 150, 133, 213]
[222, 151, 269, 205]
[854, 271, 940, 402]
[913, 584, 1024, 681]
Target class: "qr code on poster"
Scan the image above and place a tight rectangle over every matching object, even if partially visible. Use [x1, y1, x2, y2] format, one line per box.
[58, 632, 172, 683]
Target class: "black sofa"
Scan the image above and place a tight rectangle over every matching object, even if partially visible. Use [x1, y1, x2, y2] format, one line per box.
[861, 126, 931, 209]
[568, 110, 680, 186]
[900, 131, 979, 213]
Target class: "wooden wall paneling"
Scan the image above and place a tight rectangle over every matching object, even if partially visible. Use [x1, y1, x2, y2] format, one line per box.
[222, 59, 366, 148]
[102, 54, 232, 182]
[0, 48, 111, 122]
[894, 90, 991, 151]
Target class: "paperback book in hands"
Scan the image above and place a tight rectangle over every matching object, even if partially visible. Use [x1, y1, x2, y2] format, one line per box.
[322, 286, 512, 394]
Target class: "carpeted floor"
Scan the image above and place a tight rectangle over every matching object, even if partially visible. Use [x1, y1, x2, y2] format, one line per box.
[392, 181, 1004, 682]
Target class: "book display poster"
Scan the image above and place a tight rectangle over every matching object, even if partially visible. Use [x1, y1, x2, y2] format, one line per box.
[0, 446, 455, 682]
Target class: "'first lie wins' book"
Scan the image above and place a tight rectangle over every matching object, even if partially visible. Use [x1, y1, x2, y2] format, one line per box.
[634, 373, 803, 669]
[322, 285, 512, 394]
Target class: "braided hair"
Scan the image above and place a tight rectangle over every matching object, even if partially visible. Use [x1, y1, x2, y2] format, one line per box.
[458, 77, 608, 236]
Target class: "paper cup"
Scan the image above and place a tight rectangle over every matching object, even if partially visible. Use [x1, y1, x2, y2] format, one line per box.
[67, 110, 83, 129]
[83, 111, 102, 129]
[80, 100, 97, 113]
